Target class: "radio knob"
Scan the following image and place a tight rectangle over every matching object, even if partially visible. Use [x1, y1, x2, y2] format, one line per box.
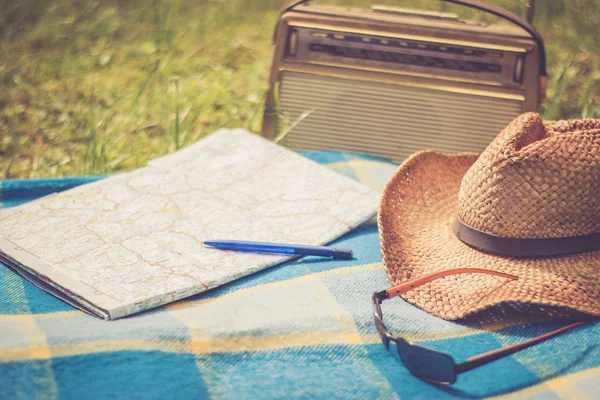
[514, 55, 524, 83]
[287, 29, 299, 57]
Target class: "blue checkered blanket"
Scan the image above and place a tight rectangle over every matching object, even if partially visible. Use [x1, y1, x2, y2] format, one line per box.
[1, 152, 598, 399]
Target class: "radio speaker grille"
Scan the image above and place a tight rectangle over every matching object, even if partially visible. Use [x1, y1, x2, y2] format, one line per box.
[278, 71, 523, 162]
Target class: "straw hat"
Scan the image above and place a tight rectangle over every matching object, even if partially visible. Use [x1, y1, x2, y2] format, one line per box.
[378, 112, 600, 320]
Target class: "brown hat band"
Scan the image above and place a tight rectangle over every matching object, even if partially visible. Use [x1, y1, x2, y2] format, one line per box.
[451, 217, 600, 257]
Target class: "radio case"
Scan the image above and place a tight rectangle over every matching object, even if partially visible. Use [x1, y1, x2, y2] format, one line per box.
[262, 0, 546, 162]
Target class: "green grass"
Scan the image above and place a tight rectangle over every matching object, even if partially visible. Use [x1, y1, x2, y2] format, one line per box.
[0, 0, 598, 178]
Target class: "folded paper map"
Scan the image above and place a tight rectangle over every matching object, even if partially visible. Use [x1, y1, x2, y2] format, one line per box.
[0, 129, 379, 319]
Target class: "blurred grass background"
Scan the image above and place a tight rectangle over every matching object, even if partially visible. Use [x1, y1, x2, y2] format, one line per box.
[0, 0, 598, 178]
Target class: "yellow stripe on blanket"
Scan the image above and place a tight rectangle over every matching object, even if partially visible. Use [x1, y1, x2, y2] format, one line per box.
[0, 263, 565, 366]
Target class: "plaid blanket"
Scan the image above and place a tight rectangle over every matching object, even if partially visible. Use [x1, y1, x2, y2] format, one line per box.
[0, 152, 598, 399]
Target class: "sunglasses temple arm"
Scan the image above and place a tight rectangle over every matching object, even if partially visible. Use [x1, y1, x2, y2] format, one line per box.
[384, 268, 518, 300]
[454, 321, 584, 374]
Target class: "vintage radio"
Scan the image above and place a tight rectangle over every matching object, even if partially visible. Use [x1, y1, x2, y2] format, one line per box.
[262, 0, 546, 162]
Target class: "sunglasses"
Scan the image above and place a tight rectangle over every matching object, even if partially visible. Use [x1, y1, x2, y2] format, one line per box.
[372, 267, 584, 385]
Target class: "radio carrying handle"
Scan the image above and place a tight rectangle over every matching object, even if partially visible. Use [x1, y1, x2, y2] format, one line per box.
[280, 0, 546, 76]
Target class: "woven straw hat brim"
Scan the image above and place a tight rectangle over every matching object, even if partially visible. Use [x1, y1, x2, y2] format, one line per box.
[378, 150, 600, 321]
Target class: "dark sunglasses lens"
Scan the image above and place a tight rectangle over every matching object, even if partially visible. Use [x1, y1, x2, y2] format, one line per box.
[396, 340, 456, 384]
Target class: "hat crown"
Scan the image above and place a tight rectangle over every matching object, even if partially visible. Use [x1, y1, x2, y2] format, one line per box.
[457, 113, 600, 239]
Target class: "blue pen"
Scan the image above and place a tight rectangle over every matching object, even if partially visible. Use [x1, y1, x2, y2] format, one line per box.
[203, 240, 353, 260]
